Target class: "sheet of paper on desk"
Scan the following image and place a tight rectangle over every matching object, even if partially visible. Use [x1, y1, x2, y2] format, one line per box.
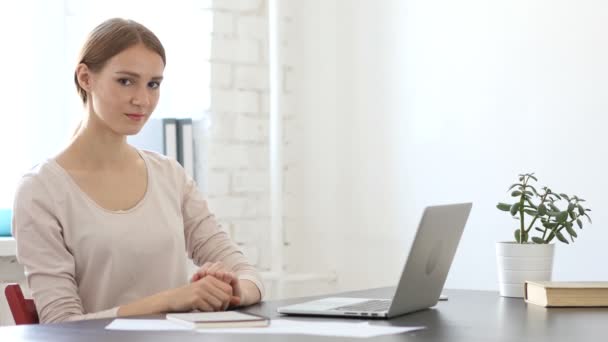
[106, 319, 191, 331]
[106, 319, 424, 337]
[196, 319, 425, 338]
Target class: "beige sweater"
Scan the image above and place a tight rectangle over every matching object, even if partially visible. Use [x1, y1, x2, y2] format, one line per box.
[12, 150, 263, 323]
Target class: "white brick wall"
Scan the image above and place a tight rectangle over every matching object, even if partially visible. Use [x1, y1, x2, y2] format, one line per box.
[206, 0, 336, 299]
[206, 0, 270, 279]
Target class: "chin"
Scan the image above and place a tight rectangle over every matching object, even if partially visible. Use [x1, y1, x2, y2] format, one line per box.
[123, 127, 145, 136]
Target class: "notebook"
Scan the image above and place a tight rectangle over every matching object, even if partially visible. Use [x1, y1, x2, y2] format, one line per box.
[166, 311, 269, 329]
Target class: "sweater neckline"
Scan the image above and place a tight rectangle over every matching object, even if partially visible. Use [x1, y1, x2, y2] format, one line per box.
[48, 148, 151, 215]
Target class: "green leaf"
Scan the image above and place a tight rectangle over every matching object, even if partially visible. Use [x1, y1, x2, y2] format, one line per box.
[524, 199, 537, 209]
[511, 190, 522, 197]
[531, 237, 545, 244]
[524, 209, 538, 216]
[553, 194, 562, 200]
[556, 231, 569, 244]
[508, 183, 523, 191]
[576, 219, 583, 229]
[496, 203, 511, 211]
[569, 211, 577, 220]
[565, 225, 578, 238]
[535, 227, 544, 233]
[547, 211, 560, 217]
[549, 203, 560, 211]
[584, 213, 592, 224]
[568, 203, 575, 212]
[556, 211, 569, 223]
[524, 191, 534, 197]
[546, 231, 556, 243]
[514, 229, 528, 243]
[577, 205, 585, 215]
[560, 193, 570, 201]
[542, 221, 557, 228]
[529, 175, 538, 181]
[510, 203, 520, 216]
[537, 204, 547, 216]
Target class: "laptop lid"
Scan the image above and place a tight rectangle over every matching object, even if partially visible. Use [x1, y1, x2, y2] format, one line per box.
[387, 203, 472, 317]
[276, 202, 472, 318]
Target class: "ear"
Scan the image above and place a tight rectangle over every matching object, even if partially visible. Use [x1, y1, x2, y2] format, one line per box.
[75, 63, 93, 92]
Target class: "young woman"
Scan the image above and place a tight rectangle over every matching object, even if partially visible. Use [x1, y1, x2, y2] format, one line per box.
[12, 18, 263, 324]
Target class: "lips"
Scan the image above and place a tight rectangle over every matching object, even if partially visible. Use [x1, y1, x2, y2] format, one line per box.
[125, 113, 146, 121]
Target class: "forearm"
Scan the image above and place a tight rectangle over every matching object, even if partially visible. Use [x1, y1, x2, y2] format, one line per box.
[239, 279, 262, 306]
[117, 289, 171, 317]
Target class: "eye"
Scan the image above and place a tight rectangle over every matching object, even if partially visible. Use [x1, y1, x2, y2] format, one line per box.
[148, 81, 161, 89]
[118, 78, 133, 86]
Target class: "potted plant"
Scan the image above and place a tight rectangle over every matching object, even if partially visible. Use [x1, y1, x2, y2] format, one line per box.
[495, 173, 592, 297]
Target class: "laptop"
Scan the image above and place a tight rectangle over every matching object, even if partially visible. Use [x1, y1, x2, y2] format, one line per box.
[277, 203, 472, 319]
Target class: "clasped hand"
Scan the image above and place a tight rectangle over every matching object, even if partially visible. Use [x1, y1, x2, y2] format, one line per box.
[167, 261, 242, 312]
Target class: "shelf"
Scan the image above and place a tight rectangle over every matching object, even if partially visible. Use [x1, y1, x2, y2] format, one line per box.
[0, 237, 16, 257]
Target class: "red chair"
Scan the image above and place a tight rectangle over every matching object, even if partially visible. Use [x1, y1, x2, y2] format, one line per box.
[4, 284, 39, 325]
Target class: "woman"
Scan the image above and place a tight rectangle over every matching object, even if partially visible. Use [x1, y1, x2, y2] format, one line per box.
[12, 18, 263, 324]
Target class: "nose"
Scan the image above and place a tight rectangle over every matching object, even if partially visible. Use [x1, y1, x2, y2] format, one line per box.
[131, 85, 151, 107]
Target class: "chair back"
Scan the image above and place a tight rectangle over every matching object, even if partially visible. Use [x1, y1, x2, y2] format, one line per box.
[4, 284, 39, 325]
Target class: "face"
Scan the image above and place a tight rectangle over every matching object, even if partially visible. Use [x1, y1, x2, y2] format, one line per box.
[77, 43, 165, 136]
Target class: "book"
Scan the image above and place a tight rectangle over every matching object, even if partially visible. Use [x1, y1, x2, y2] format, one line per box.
[162, 118, 178, 160]
[166, 311, 269, 329]
[524, 281, 608, 307]
[176, 118, 194, 178]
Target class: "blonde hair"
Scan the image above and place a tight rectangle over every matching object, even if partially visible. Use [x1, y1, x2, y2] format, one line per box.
[74, 18, 166, 104]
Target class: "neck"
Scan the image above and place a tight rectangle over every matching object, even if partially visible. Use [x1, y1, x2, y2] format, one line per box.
[67, 114, 135, 170]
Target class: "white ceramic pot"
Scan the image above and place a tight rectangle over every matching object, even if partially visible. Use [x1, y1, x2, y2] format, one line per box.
[495, 242, 555, 298]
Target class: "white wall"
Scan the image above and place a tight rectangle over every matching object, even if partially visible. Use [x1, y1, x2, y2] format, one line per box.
[285, 0, 608, 293]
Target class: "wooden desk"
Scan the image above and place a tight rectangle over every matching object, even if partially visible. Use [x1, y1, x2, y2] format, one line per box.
[2, 287, 607, 341]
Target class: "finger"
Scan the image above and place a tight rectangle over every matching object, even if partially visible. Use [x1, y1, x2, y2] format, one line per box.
[230, 296, 241, 307]
[209, 276, 234, 296]
[205, 293, 224, 311]
[227, 272, 238, 286]
[199, 281, 225, 311]
[191, 263, 213, 283]
[223, 271, 235, 284]
[201, 278, 232, 308]
[213, 270, 225, 282]
[195, 298, 214, 312]
[198, 262, 214, 277]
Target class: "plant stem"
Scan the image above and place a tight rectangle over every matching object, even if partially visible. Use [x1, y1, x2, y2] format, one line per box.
[519, 176, 527, 243]
[525, 193, 548, 234]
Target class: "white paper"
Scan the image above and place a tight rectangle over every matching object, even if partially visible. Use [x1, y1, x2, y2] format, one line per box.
[106, 318, 425, 338]
[167, 311, 260, 322]
[105, 319, 191, 331]
[196, 319, 425, 338]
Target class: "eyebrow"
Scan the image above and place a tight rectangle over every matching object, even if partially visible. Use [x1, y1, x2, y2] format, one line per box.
[115, 71, 164, 81]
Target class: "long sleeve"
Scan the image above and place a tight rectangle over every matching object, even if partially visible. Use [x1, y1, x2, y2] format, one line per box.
[12, 175, 118, 323]
[179, 162, 265, 299]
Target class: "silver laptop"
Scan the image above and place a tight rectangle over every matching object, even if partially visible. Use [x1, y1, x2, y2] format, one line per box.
[277, 203, 472, 319]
